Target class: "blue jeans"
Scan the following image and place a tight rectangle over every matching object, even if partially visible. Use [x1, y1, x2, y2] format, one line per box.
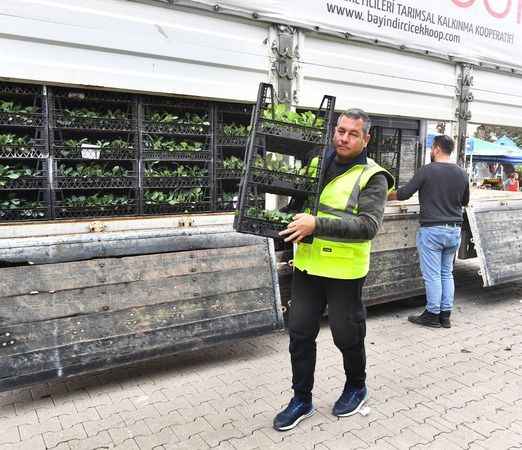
[416, 226, 462, 314]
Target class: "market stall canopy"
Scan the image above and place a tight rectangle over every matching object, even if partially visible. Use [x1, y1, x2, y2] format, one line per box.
[466, 136, 522, 164]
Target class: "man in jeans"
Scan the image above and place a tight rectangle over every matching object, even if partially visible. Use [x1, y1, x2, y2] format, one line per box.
[388, 135, 469, 328]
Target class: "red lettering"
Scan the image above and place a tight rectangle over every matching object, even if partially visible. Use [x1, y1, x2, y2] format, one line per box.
[484, 0, 511, 18]
[452, 0, 476, 6]
[452, 0, 521, 22]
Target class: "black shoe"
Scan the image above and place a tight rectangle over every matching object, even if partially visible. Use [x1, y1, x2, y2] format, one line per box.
[332, 385, 368, 417]
[273, 397, 315, 431]
[408, 310, 441, 328]
[440, 310, 451, 328]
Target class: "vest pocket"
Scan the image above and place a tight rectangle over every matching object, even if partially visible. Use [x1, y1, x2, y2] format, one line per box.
[319, 243, 354, 259]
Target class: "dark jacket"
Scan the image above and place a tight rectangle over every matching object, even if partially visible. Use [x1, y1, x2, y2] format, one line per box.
[283, 148, 393, 240]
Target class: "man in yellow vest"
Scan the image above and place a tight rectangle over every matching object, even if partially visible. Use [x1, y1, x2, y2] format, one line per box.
[273, 109, 394, 431]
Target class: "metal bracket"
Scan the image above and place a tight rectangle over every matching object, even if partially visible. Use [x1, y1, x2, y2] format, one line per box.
[271, 25, 300, 106]
[455, 64, 474, 165]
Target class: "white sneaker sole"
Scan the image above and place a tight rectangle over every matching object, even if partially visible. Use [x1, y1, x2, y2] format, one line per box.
[275, 408, 315, 431]
[334, 393, 369, 418]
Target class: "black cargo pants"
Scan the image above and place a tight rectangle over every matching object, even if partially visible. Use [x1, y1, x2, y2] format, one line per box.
[289, 268, 367, 402]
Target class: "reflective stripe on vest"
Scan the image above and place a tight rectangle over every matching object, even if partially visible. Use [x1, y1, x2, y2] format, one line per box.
[294, 157, 393, 279]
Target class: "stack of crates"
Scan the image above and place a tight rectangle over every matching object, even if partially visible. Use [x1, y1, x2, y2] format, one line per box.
[234, 83, 336, 239]
[0, 82, 50, 221]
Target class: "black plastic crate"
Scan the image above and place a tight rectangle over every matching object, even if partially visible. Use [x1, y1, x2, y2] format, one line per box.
[217, 134, 248, 147]
[0, 206, 49, 221]
[143, 176, 209, 189]
[0, 138, 48, 159]
[233, 215, 288, 240]
[143, 187, 210, 215]
[0, 82, 42, 97]
[0, 160, 48, 190]
[142, 98, 211, 137]
[53, 109, 134, 131]
[216, 192, 264, 212]
[250, 83, 335, 156]
[142, 121, 209, 136]
[53, 189, 138, 219]
[234, 83, 336, 239]
[0, 111, 44, 128]
[143, 149, 211, 161]
[249, 167, 318, 196]
[55, 203, 137, 219]
[52, 87, 134, 104]
[0, 176, 47, 190]
[216, 167, 242, 179]
[0, 189, 50, 222]
[52, 132, 137, 160]
[0, 82, 44, 128]
[143, 201, 211, 215]
[54, 175, 137, 189]
[53, 144, 136, 160]
[142, 135, 211, 161]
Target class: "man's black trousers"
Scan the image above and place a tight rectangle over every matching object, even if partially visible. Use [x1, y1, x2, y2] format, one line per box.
[289, 268, 367, 402]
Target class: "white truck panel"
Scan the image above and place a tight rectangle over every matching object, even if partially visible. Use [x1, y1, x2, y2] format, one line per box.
[0, 0, 270, 100]
[299, 34, 456, 120]
[471, 69, 522, 127]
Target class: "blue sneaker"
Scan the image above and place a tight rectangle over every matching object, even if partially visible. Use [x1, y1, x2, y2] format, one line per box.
[332, 385, 368, 417]
[273, 397, 315, 431]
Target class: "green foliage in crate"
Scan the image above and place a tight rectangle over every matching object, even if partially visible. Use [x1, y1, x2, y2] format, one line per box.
[0, 164, 38, 186]
[149, 111, 209, 125]
[0, 101, 39, 115]
[64, 138, 131, 149]
[58, 163, 129, 177]
[145, 162, 208, 177]
[147, 137, 204, 153]
[222, 123, 249, 136]
[253, 153, 303, 175]
[262, 104, 324, 128]
[0, 193, 45, 216]
[144, 188, 204, 205]
[0, 134, 31, 147]
[63, 108, 127, 120]
[246, 207, 293, 225]
[62, 193, 131, 207]
[222, 156, 243, 170]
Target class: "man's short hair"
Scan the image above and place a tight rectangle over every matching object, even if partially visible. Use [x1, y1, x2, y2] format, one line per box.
[433, 135, 454, 155]
[337, 108, 371, 135]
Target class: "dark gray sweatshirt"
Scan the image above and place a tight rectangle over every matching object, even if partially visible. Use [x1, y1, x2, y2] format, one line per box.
[396, 162, 469, 226]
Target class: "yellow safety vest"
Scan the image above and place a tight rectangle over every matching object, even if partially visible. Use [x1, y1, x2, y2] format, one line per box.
[294, 156, 394, 279]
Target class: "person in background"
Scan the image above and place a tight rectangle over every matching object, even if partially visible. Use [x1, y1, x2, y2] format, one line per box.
[388, 135, 469, 328]
[272, 109, 394, 432]
[505, 172, 520, 192]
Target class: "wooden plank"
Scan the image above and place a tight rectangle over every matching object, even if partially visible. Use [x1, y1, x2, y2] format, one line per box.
[0, 287, 275, 360]
[0, 309, 277, 392]
[467, 200, 522, 286]
[0, 229, 263, 265]
[372, 216, 419, 252]
[0, 266, 272, 325]
[364, 248, 424, 303]
[0, 244, 267, 298]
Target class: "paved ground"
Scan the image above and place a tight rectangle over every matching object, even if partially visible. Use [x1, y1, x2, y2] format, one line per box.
[1, 258, 521, 450]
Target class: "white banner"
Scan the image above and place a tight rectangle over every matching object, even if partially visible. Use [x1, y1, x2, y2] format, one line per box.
[189, 0, 522, 69]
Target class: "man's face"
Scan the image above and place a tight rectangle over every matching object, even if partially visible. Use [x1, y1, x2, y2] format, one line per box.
[333, 116, 370, 162]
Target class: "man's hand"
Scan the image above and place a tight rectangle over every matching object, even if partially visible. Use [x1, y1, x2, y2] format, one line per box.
[387, 190, 398, 201]
[279, 213, 316, 243]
